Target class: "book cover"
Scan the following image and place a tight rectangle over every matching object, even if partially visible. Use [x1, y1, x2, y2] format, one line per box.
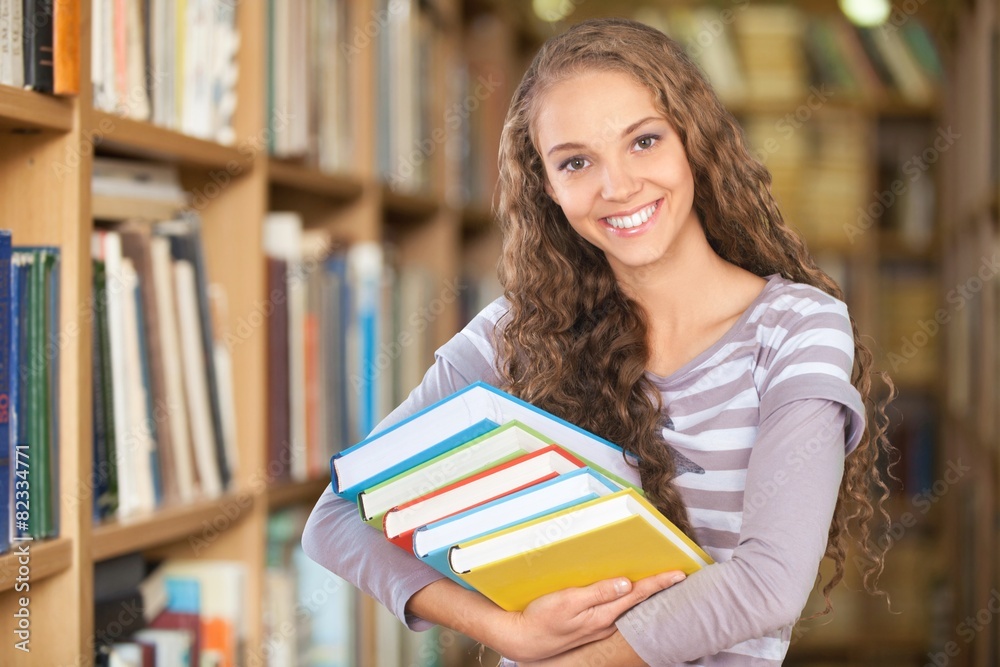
[382, 445, 587, 552]
[449, 488, 713, 612]
[52, 0, 80, 94]
[22, 0, 54, 93]
[330, 381, 641, 501]
[414, 467, 622, 589]
[0, 230, 10, 553]
[357, 420, 554, 528]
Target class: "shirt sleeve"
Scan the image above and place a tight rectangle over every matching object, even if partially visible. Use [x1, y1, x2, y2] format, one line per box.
[300, 301, 505, 631]
[615, 398, 849, 664]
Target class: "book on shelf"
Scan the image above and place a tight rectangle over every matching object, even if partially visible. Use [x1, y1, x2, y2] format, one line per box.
[91, 0, 239, 142]
[91, 213, 236, 521]
[267, 506, 358, 667]
[266, 0, 353, 172]
[262, 225, 439, 483]
[0, 241, 62, 544]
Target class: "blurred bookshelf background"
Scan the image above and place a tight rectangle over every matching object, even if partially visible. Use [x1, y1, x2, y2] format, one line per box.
[0, 0, 997, 665]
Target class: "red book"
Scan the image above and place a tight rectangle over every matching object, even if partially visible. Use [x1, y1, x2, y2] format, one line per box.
[382, 445, 586, 552]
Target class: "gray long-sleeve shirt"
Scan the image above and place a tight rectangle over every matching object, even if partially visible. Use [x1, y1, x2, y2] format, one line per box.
[302, 275, 866, 665]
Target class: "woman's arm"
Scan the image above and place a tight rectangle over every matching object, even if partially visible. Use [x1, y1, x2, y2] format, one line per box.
[406, 569, 685, 662]
[604, 398, 850, 665]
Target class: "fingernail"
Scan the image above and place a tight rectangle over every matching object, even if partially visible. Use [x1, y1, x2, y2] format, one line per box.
[614, 578, 631, 595]
[670, 573, 686, 585]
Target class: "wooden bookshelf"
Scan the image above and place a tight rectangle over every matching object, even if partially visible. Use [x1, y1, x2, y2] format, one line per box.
[266, 478, 331, 510]
[0, 539, 73, 593]
[85, 110, 246, 169]
[0, 85, 74, 132]
[91, 492, 259, 562]
[267, 159, 365, 201]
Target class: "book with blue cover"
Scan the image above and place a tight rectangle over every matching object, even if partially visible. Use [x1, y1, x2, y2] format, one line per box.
[329, 381, 641, 502]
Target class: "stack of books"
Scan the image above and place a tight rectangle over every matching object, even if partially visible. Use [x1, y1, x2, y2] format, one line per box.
[330, 382, 713, 612]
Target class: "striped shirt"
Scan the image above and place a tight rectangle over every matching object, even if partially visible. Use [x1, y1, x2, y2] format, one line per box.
[302, 274, 865, 666]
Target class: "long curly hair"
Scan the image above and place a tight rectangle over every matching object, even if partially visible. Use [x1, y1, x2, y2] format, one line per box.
[493, 17, 895, 615]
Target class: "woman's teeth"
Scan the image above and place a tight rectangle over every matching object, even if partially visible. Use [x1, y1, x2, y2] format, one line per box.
[604, 201, 657, 229]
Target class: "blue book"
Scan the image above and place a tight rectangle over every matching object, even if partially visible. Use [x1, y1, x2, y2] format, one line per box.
[332, 418, 499, 502]
[330, 381, 641, 502]
[10, 255, 29, 541]
[413, 467, 622, 588]
[0, 231, 11, 553]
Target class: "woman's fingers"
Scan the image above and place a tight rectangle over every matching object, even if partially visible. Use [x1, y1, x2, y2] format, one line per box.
[586, 570, 687, 624]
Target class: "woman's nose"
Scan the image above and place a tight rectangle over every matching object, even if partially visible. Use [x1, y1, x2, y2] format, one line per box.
[600, 159, 640, 202]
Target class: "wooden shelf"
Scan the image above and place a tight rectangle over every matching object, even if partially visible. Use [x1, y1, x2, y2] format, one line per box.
[92, 491, 256, 562]
[0, 538, 73, 592]
[86, 110, 245, 170]
[267, 159, 365, 200]
[266, 478, 330, 510]
[91, 194, 187, 222]
[0, 85, 74, 133]
[382, 184, 440, 219]
[461, 203, 496, 233]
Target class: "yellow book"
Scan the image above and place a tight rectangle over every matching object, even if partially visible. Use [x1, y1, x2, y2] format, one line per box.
[448, 488, 713, 612]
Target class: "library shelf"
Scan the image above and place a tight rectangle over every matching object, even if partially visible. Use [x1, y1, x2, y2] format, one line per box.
[266, 478, 331, 510]
[91, 194, 186, 223]
[382, 185, 441, 220]
[0, 85, 74, 133]
[86, 110, 246, 170]
[0, 538, 73, 593]
[91, 491, 257, 562]
[461, 203, 496, 234]
[267, 159, 365, 201]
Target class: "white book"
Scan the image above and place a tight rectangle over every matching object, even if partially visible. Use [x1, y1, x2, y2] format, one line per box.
[9, 0, 23, 88]
[97, 232, 140, 518]
[150, 236, 197, 502]
[119, 258, 158, 513]
[209, 284, 239, 481]
[125, 0, 150, 119]
[0, 0, 11, 87]
[173, 259, 223, 498]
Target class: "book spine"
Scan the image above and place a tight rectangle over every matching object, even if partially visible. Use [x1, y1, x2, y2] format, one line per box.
[0, 231, 11, 554]
[22, 0, 54, 93]
[52, 0, 80, 94]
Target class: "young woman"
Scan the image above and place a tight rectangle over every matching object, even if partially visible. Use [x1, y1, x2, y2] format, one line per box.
[302, 17, 893, 666]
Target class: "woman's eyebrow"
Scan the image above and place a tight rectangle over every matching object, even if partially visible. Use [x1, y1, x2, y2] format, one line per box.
[545, 116, 661, 157]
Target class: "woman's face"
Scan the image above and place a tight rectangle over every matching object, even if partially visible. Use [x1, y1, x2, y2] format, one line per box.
[534, 69, 700, 281]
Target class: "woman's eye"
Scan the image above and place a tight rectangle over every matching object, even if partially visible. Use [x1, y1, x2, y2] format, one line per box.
[561, 157, 588, 172]
[634, 134, 659, 150]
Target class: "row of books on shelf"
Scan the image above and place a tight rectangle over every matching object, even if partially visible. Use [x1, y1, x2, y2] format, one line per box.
[332, 382, 712, 612]
[0, 235, 61, 553]
[94, 554, 246, 667]
[266, 0, 353, 173]
[263, 212, 438, 483]
[266, 506, 444, 667]
[91, 0, 239, 144]
[638, 4, 942, 107]
[91, 216, 238, 520]
[0, 0, 79, 94]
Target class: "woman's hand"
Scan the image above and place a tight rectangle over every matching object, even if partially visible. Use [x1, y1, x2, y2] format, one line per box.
[493, 570, 685, 663]
[514, 630, 645, 667]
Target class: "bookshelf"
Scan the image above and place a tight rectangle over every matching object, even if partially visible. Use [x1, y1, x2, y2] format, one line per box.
[0, 0, 502, 663]
[0, 1, 968, 666]
[938, 1, 1000, 666]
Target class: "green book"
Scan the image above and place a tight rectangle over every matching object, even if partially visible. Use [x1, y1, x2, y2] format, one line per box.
[357, 421, 554, 529]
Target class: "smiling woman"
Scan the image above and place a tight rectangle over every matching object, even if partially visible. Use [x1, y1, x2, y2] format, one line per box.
[301, 17, 897, 667]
